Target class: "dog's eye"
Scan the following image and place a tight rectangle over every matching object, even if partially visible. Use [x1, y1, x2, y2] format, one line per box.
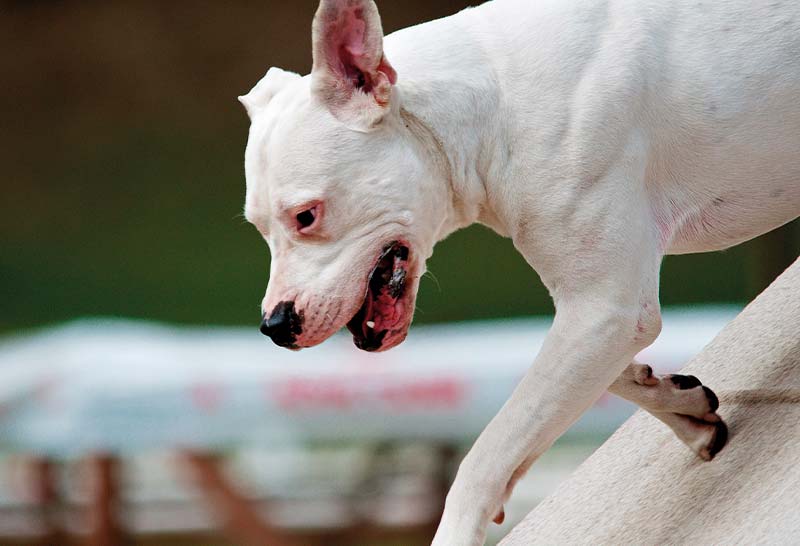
[297, 210, 315, 227]
[295, 205, 319, 232]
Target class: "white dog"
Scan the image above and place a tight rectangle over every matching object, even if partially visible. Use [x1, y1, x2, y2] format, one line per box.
[239, 0, 800, 543]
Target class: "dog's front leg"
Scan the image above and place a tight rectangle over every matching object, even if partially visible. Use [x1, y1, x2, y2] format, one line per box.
[432, 213, 663, 545]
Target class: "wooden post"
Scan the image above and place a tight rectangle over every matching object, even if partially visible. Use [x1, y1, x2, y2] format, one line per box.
[85, 454, 124, 546]
[178, 451, 302, 546]
[31, 457, 66, 546]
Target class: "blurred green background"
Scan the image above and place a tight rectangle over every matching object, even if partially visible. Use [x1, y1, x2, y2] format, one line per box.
[1, 0, 797, 334]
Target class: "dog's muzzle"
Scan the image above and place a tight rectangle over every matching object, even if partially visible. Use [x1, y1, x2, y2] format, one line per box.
[260, 301, 302, 349]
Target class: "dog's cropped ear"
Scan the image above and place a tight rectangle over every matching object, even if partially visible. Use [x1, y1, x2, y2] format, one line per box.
[310, 0, 397, 132]
[238, 67, 301, 119]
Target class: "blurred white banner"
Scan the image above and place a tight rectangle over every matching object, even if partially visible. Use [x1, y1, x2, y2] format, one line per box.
[0, 306, 739, 456]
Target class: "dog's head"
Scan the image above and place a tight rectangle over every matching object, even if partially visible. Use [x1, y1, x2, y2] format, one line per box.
[240, 0, 448, 352]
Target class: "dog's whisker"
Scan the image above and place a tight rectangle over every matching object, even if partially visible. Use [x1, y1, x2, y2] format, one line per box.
[422, 269, 442, 292]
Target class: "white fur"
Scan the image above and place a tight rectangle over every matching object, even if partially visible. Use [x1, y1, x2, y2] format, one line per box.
[241, 0, 800, 543]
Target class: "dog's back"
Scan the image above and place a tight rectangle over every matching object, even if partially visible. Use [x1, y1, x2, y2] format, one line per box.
[387, 0, 800, 253]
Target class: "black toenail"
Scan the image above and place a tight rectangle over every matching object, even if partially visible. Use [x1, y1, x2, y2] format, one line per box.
[645, 365, 653, 377]
[702, 385, 719, 412]
[670, 374, 702, 389]
[708, 420, 728, 458]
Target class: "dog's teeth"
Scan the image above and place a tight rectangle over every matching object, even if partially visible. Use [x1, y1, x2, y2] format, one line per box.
[366, 320, 375, 329]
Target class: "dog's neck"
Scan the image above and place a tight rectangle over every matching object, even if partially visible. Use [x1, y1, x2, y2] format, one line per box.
[386, 9, 509, 240]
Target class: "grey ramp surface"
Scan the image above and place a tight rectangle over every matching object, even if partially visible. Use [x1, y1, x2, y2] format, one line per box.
[502, 257, 800, 545]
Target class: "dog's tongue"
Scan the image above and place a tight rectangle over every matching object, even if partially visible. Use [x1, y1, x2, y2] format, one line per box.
[369, 287, 406, 332]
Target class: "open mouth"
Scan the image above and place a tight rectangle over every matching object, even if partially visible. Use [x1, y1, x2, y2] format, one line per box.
[346, 241, 410, 351]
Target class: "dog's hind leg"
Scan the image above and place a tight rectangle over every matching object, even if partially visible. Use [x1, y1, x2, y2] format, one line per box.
[609, 362, 728, 460]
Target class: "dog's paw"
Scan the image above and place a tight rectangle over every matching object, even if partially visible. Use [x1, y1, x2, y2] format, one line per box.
[652, 374, 727, 459]
[628, 366, 721, 420]
[629, 367, 729, 459]
[655, 411, 728, 461]
[666, 374, 720, 421]
[698, 418, 728, 461]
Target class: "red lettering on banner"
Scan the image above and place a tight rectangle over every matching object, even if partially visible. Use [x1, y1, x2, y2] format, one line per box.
[380, 379, 464, 409]
[272, 377, 465, 411]
[190, 382, 224, 413]
[273, 378, 357, 410]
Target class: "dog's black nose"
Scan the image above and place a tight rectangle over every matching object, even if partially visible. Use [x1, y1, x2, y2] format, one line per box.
[260, 301, 302, 348]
